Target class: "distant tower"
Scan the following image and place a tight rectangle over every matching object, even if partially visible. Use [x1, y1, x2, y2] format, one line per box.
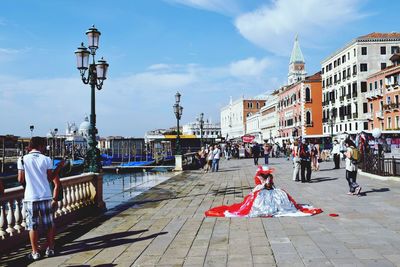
[288, 34, 306, 85]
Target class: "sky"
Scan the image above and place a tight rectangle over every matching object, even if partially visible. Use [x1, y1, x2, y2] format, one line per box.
[0, 0, 398, 137]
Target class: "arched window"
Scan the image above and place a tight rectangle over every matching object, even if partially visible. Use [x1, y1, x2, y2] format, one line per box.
[306, 111, 312, 125]
[305, 87, 311, 102]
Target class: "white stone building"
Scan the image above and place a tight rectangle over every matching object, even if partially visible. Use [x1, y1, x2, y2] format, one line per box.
[321, 32, 400, 136]
[245, 112, 262, 143]
[182, 120, 221, 139]
[260, 95, 279, 143]
[220, 96, 267, 141]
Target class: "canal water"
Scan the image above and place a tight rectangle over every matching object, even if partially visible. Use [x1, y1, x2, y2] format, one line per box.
[102, 172, 175, 210]
[2, 172, 176, 210]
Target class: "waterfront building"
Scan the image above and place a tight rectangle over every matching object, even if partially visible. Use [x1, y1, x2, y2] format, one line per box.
[321, 32, 400, 136]
[260, 94, 279, 144]
[245, 112, 262, 143]
[98, 136, 145, 159]
[182, 120, 221, 142]
[366, 53, 400, 131]
[220, 96, 267, 141]
[277, 72, 323, 141]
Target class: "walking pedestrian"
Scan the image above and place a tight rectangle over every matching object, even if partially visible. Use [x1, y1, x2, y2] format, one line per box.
[292, 141, 300, 181]
[331, 140, 341, 169]
[263, 143, 271, 164]
[211, 145, 221, 172]
[17, 137, 64, 261]
[252, 142, 260, 165]
[310, 144, 319, 171]
[344, 139, 362, 195]
[198, 147, 207, 169]
[205, 146, 213, 173]
[299, 139, 312, 183]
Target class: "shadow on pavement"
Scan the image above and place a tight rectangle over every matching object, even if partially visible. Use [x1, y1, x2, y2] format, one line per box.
[359, 187, 390, 196]
[58, 230, 168, 256]
[216, 169, 240, 173]
[69, 264, 117, 267]
[318, 168, 342, 172]
[211, 186, 252, 196]
[310, 177, 338, 183]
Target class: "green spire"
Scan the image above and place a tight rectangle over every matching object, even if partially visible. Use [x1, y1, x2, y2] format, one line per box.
[289, 34, 305, 64]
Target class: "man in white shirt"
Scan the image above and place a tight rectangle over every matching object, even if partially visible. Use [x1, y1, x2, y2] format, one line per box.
[212, 145, 221, 172]
[331, 140, 341, 169]
[18, 137, 62, 261]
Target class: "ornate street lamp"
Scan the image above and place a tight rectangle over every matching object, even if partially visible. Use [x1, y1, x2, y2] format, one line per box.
[47, 128, 58, 159]
[173, 92, 183, 155]
[75, 25, 109, 172]
[29, 125, 34, 137]
[329, 109, 336, 140]
[197, 112, 204, 148]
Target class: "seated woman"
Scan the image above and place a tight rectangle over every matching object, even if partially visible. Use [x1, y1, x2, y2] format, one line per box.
[205, 165, 322, 217]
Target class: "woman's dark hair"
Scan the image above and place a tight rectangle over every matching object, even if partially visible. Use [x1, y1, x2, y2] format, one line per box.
[344, 138, 356, 147]
[29, 136, 47, 150]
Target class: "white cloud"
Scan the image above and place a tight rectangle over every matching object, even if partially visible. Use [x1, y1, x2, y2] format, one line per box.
[0, 58, 277, 136]
[147, 63, 172, 71]
[230, 57, 269, 77]
[166, 0, 241, 15]
[235, 0, 363, 55]
[0, 47, 30, 62]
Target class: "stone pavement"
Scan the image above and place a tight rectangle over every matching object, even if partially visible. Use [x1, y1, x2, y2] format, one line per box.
[1, 157, 400, 266]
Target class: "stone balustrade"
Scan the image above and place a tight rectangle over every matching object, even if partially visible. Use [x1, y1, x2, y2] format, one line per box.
[0, 173, 105, 243]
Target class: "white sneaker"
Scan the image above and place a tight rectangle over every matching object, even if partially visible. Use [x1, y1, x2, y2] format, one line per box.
[45, 247, 55, 257]
[27, 252, 41, 261]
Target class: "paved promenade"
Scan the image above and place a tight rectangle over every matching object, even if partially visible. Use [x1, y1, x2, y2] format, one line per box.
[2, 157, 400, 266]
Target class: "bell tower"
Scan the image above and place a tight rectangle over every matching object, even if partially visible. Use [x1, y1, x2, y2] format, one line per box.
[288, 34, 306, 85]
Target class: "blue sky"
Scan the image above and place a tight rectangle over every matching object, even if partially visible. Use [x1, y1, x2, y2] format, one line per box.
[0, 0, 399, 137]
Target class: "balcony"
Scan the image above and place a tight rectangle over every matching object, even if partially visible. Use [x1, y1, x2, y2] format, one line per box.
[305, 99, 312, 103]
[322, 118, 328, 123]
[347, 113, 352, 119]
[340, 96, 345, 101]
[346, 93, 352, 100]
[376, 88, 383, 98]
[352, 113, 358, 119]
[365, 113, 373, 120]
[305, 122, 313, 127]
[331, 98, 336, 104]
[366, 91, 374, 100]
[383, 104, 392, 113]
[392, 103, 400, 111]
[339, 115, 345, 121]
[376, 111, 384, 119]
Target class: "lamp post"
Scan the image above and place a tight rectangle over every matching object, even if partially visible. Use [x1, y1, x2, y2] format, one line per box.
[197, 112, 204, 148]
[329, 109, 336, 141]
[75, 25, 109, 173]
[173, 92, 183, 155]
[29, 125, 34, 137]
[173, 92, 184, 171]
[48, 128, 58, 159]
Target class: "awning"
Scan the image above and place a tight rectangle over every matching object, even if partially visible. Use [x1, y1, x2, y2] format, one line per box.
[164, 134, 197, 139]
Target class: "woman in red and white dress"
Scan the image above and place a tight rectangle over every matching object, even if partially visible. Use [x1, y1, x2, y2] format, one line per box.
[205, 166, 322, 218]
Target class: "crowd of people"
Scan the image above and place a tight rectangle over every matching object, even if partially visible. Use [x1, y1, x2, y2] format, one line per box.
[196, 136, 362, 196]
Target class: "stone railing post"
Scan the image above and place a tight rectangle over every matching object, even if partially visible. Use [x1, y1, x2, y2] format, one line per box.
[175, 155, 183, 171]
[93, 173, 106, 210]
